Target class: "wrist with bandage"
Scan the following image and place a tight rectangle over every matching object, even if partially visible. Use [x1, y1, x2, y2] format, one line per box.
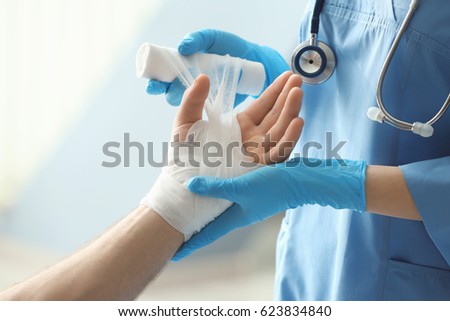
[140, 117, 255, 241]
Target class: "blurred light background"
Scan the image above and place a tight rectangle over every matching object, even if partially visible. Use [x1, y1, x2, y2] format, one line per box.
[0, 0, 307, 300]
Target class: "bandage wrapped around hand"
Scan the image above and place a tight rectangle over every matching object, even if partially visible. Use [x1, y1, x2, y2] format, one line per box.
[140, 51, 259, 240]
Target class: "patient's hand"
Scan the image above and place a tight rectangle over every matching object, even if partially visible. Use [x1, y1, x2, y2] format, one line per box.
[237, 71, 303, 164]
[143, 71, 303, 241]
[173, 71, 304, 164]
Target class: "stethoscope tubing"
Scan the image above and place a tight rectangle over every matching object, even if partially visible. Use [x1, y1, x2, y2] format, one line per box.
[375, 0, 450, 130]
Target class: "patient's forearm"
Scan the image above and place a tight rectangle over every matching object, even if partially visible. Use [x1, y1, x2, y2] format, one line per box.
[0, 206, 183, 300]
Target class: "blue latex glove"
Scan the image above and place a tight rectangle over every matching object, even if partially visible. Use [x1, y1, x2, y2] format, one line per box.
[146, 29, 289, 106]
[173, 157, 367, 261]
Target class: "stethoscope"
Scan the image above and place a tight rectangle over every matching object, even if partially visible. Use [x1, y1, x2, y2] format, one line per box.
[291, 0, 450, 138]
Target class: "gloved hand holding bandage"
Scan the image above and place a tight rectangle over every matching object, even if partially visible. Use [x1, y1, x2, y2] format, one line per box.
[145, 29, 290, 106]
[140, 53, 304, 240]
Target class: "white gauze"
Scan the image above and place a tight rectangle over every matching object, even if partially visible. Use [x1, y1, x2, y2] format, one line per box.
[141, 51, 259, 240]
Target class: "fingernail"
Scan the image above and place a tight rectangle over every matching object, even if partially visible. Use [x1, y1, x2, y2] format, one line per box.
[187, 177, 206, 194]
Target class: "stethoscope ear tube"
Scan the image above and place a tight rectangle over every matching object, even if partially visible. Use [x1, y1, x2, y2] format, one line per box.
[368, 92, 450, 138]
[367, 0, 450, 138]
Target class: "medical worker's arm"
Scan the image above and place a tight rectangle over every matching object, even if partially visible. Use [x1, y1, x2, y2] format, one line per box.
[365, 165, 420, 220]
[174, 161, 420, 260]
[0, 206, 183, 300]
[146, 29, 289, 106]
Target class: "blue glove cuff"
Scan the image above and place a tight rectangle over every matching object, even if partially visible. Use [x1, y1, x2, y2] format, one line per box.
[284, 157, 367, 212]
[359, 160, 367, 212]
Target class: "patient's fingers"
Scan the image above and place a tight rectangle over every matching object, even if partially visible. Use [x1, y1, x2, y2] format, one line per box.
[267, 86, 303, 143]
[259, 74, 302, 133]
[173, 75, 210, 141]
[264, 117, 304, 164]
[243, 71, 292, 125]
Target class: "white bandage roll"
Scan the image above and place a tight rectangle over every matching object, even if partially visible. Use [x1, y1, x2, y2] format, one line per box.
[136, 43, 266, 96]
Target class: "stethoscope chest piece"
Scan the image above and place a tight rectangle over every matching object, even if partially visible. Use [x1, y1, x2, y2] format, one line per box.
[291, 40, 336, 85]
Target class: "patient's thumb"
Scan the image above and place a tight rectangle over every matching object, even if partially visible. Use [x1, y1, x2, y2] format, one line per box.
[187, 176, 237, 202]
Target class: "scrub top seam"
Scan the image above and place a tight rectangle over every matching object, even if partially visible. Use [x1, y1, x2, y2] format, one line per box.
[322, 3, 400, 31]
[323, 3, 450, 58]
[410, 31, 450, 59]
[394, 33, 419, 132]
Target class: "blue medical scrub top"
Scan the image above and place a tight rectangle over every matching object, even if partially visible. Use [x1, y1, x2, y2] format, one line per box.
[275, 0, 450, 300]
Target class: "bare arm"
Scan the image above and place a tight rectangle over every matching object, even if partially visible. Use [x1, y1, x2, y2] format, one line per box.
[0, 72, 303, 300]
[365, 165, 421, 221]
[0, 206, 182, 300]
